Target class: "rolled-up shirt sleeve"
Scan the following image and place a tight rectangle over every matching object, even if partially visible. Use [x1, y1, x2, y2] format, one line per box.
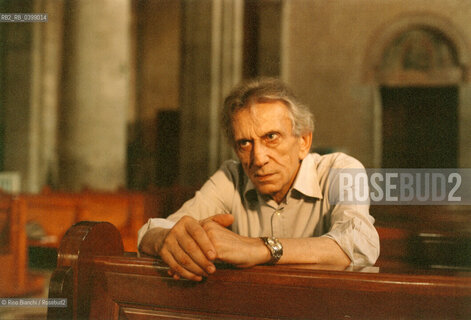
[137, 218, 176, 249]
[321, 160, 380, 266]
[322, 205, 380, 265]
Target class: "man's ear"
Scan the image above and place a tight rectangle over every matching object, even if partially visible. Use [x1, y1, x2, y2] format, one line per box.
[298, 132, 313, 159]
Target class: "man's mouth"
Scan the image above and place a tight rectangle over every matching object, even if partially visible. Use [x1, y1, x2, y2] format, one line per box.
[254, 172, 276, 181]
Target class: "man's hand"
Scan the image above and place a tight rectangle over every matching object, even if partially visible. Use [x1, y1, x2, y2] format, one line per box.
[158, 215, 229, 281]
[141, 214, 270, 281]
[201, 214, 271, 268]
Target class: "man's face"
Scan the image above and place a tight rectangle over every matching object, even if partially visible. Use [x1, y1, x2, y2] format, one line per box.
[232, 101, 312, 203]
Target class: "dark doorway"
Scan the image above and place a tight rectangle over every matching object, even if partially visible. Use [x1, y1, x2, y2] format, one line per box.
[381, 86, 458, 168]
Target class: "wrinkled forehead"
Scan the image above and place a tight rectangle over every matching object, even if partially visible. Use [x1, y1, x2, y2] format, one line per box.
[232, 101, 294, 136]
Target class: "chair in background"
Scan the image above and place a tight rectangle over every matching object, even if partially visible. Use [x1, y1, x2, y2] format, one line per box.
[0, 192, 44, 297]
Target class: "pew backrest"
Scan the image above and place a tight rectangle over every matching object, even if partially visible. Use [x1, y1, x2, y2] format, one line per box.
[48, 221, 471, 320]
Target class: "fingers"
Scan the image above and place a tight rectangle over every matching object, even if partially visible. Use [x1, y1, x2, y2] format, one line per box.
[159, 216, 217, 281]
[208, 213, 234, 228]
[187, 219, 217, 261]
[200, 217, 235, 262]
[161, 245, 204, 281]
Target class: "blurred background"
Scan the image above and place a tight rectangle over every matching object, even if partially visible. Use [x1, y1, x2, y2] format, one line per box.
[0, 0, 470, 193]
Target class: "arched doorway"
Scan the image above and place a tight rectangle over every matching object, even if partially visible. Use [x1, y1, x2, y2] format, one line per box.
[378, 28, 461, 168]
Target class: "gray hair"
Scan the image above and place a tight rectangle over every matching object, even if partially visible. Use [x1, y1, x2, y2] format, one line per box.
[222, 77, 315, 145]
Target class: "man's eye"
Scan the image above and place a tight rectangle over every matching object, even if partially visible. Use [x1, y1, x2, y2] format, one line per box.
[238, 140, 251, 149]
[266, 133, 279, 141]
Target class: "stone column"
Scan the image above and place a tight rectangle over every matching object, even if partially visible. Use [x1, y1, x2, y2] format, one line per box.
[59, 0, 130, 191]
[1, 1, 35, 192]
[0, 0, 60, 193]
[29, 0, 64, 192]
[179, 0, 243, 187]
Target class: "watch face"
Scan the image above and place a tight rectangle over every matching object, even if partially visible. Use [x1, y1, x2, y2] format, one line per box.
[261, 237, 283, 264]
[273, 243, 282, 251]
[268, 238, 282, 254]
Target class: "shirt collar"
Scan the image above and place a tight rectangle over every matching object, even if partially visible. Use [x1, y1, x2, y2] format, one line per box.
[243, 153, 323, 202]
[292, 154, 323, 199]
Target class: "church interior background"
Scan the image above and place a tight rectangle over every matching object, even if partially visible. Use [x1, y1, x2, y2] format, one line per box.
[1, 0, 470, 194]
[0, 0, 471, 318]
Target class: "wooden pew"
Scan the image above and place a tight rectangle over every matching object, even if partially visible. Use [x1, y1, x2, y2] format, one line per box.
[75, 190, 146, 252]
[18, 190, 148, 252]
[0, 192, 44, 297]
[372, 205, 471, 269]
[48, 221, 471, 320]
[18, 193, 80, 248]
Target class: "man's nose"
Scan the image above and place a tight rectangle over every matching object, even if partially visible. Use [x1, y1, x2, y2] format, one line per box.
[252, 142, 269, 167]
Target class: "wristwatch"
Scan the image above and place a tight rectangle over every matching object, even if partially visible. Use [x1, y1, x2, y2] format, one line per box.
[260, 237, 283, 265]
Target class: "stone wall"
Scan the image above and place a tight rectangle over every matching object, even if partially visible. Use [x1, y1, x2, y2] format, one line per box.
[282, 0, 471, 167]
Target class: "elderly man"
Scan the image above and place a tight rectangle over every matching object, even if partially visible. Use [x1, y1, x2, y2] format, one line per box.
[138, 78, 379, 281]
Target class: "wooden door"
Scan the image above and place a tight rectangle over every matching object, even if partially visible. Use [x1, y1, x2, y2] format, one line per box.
[381, 86, 458, 168]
